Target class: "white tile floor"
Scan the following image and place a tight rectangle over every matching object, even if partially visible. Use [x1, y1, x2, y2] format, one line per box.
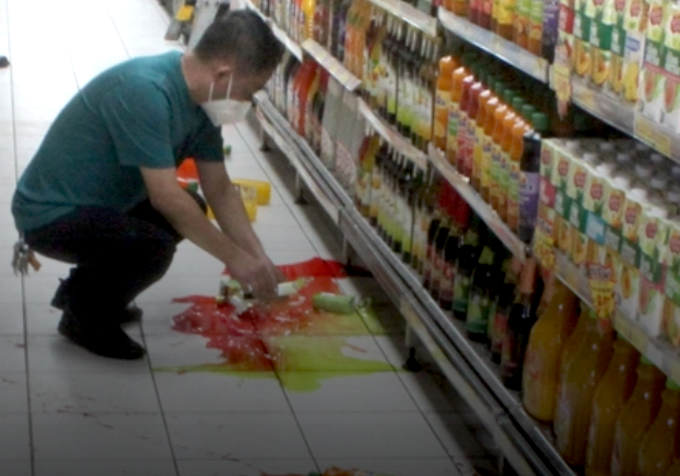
[0, 0, 500, 474]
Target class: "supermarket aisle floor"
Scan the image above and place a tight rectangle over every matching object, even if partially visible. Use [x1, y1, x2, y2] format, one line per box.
[0, 0, 499, 474]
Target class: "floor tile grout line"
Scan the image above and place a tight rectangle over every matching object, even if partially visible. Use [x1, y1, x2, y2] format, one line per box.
[6, 0, 35, 472]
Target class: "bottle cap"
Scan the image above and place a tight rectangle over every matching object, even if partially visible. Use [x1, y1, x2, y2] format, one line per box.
[511, 96, 524, 113]
[531, 112, 549, 133]
[640, 355, 654, 365]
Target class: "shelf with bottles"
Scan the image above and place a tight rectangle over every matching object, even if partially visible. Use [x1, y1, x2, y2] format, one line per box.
[301, 39, 362, 91]
[428, 144, 528, 261]
[437, 8, 551, 84]
[243, 0, 305, 61]
[365, 0, 438, 37]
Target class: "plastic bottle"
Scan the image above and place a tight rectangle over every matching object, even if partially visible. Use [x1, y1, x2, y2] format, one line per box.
[472, 88, 493, 192]
[466, 243, 498, 342]
[489, 93, 511, 213]
[446, 66, 468, 167]
[494, 0, 517, 40]
[637, 379, 680, 476]
[497, 100, 518, 222]
[610, 357, 666, 476]
[506, 120, 532, 232]
[464, 80, 484, 182]
[664, 459, 680, 476]
[554, 309, 615, 467]
[490, 256, 522, 362]
[584, 339, 640, 476]
[451, 0, 469, 16]
[522, 281, 580, 422]
[435, 56, 457, 151]
[481, 90, 501, 202]
[452, 216, 483, 320]
[517, 129, 543, 243]
[501, 256, 537, 390]
[457, 74, 476, 178]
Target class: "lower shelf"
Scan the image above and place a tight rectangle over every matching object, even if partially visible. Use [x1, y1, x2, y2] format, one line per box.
[253, 94, 577, 476]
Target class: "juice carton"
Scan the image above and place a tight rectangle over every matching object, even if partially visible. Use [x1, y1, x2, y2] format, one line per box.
[661, 3, 680, 133]
[567, 153, 596, 268]
[586, 163, 614, 270]
[589, 0, 615, 89]
[621, 0, 649, 104]
[574, 0, 594, 77]
[638, 199, 670, 336]
[552, 142, 578, 254]
[558, 0, 577, 70]
[608, 0, 628, 96]
[639, 0, 667, 122]
[618, 187, 648, 320]
[664, 218, 680, 345]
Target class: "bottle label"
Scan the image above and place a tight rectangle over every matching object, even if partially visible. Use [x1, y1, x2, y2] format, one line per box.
[498, 152, 509, 211]
[452, 273, 472, 314]
[481, 135, 493, 192]
[440, 261, 454, 307]
[490, 144, 502, 203]
[507, 161, 521, 228]
[467, 292, 491, 334]
[402, 197, 413, 254]
[497, 0, 517, 25]
[447, 102, 460, 155]
[457, 114, 469, 171]
[519, 171, 540, 241]
[434, 90, 451, 140]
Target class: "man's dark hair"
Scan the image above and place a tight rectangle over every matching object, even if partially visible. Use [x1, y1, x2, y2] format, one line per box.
[194, 10, 285, 75]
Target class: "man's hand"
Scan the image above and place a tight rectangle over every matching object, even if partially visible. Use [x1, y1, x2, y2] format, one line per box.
[227, 250, 281, 299]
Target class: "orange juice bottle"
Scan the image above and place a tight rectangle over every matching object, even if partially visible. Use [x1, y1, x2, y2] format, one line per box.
[522, 281, 580, 422]
[481, 85, 502, 203]
[610, 357, 666, 476]
[435, 56, 457, 151]
[584, 339, 640, 476]
[472, 88, 492, 192]
[451, 0, 469, 16]
[465, 80, 483, 181]
[506, 118, 532, 233]
[489, 92, 511, 213]
[637, 379, 680, 476]
[497, 103, 518, 223]
[446, 67, 468, 167]
[457, 74, 476, 177]
[554, 309, 615, 467]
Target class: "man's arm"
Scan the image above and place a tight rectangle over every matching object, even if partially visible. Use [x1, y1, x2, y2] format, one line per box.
[140, 166, 279, 297]
[195, 160, 266, 259]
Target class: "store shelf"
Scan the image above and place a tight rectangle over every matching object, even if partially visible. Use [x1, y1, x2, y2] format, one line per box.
[428, 144, 528, 261]
[243, 0, 304, 61]
[437, 8, 550, 84]
[357, 98, 428, 170]
[570, 76, 635, 136]
[366, 0, 438, 37]
[256, 91, 575, 476]
[301, 39, 362, 92]
[550, 251, 680, 386]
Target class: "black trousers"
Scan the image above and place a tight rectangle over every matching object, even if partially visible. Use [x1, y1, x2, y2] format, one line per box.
[24, 190, 206, 325]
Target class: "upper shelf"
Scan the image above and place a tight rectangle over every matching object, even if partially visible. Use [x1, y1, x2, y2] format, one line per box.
[427, 144, 528, 261]
[366, 0, 438, 37]
[357, 98, 428, 170]
[301, 39, 362, 92]
[244, 0, 304, 61]
[570, 76, 680, 163]
[437, 8, 550, 84]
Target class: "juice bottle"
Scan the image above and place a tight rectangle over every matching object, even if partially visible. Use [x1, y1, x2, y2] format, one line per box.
[480, 0, 494, 28]
[507, 119, 532, 233]
[489, 256, 521, 362]
[466, 243, 498, 342]
[465, 81, 484, 183]
[435, 56, 457, 151]
[481, 89, 501, 203]
[501, 256, 537, 390]
[514, 0, 531, 48]
[452, 216, 483, 321]
[554, 309, 615, 467]
[584, 339, 640, 476]
[489, 93, 511, 213]
[457, 74, 476, 178]
[447, 66, 469, 167]
[522, 280, 580, 422]
[637, 379, 680, 476]
[495, 0, 517, 40]
[497, 103, 518, 223]
[472, 88, 492, 192]
[610, 357, 666, 476]
[451, 0, 469, 17]
[518, 129, 544, 243]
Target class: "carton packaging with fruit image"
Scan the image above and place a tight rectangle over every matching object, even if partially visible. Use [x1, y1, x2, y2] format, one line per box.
[622, 0, 649, 104]
[567, 155, 594, 269]
[638, 0, 667, 122]
[609, 0, 629, 95]
[663, 219, 680, 345]
[590, 0, 615, 90]
[661, 3, 680, 133]
[551, 143, 575, 254]
[617, 188, 647, 320]
[575, 0, 594, 76]
[558, 0, 577, 70]
[638, 202, 669, 336]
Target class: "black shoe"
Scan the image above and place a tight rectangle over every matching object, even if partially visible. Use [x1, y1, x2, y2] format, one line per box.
[0, 56, 9, 68]
[58, 311, 146, 360]
[51, 279, 143, 324]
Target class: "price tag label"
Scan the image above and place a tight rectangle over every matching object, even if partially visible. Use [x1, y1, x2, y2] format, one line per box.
[533, 226, 556, 270]
[587, 262, 616, 324]
[175, 3, 194, 21]
[635, 115, 672, 157]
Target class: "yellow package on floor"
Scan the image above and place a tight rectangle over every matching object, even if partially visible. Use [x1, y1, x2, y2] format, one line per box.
[207, 184, 257, 222]
[232, 178, 271, 205]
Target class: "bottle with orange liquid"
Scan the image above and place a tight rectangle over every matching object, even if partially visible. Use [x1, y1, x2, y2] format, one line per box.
[457, 73, 476, 178]
[636, 379, 680, 476]
[434, 56, 457, 151]
[584, 339, 640, 476]
[472, 85, 493, 192]
[480, 84, 502, 203]
[489, 90, 512, 213]
[554, 309, 615, 467]
[450, 0, 469, 16]
[610, 357, 666, 476]
[522, 280, 580, 422]
[496, 92, 518, 222]
[506, 113, 532, 232]
[446, 66, 468, 167]
[464, 79, 484, 182]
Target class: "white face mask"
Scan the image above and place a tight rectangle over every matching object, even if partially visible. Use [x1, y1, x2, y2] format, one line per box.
[201, 73, 252, 126]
